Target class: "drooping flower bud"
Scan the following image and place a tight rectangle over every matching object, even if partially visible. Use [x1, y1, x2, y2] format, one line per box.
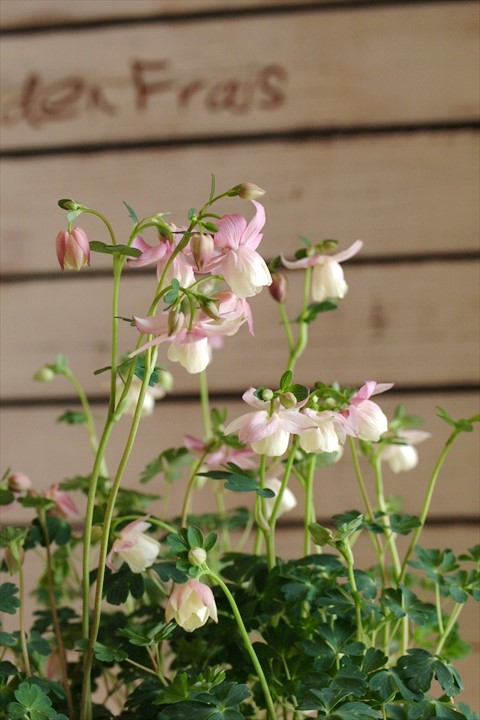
[165, 579, 218, 632]
[168, 310, 185, 337]
[55, 228, 90, 271]
[33, 366, 56, 383]
[238, 182, 266, 200]
[268, 273, 288, 303]
[8, 471, 32, 495]
[191, 233, 214, 271]
[279, 391, 297, 409]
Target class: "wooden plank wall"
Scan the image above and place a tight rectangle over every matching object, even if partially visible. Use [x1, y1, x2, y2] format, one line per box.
[1, 0, 479, 706]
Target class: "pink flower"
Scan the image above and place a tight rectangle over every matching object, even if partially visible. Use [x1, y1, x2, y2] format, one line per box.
[282, 240, 363, 302]
[184, 435, 257, 470]
[299, 409, 346, 454]
[128, 229, 195, 287]
[165, 579, 218, 632]
[341, 381, 394, 442]
[45, 483, 79, 518]
[106, 517, 160, 573]
[382, 429, 431, 473]
[55, 228, 90, 271]
[213, 201, 272, 298]
[224, 388, 315, 457]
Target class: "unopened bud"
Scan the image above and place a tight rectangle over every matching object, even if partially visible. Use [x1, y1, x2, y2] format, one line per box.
[261, 388, 274, 401]
[325, 397, 337, 409]
[238, 182, 266, 200]
[58, 199, 84, 211]
[8, 471, 32, 494]
[268, 273, 288, 303]
[90, 526, 104, 544]
[56, 227, 90, 271]
[201, 301, 221, 321]
[188, 547, 207, 567]
[280, 392, 297, 409]
[168, 310, 185, 337]
[33, 366, 56, 383]
[322, 239, 338, 252]
[4, 546, 25, 574]
[191, 233, 214, 271]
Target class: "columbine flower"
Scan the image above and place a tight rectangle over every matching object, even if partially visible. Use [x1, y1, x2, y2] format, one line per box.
[55, 228, 90, 271]
[341, 381, 394, 442]
[264, 477, 297, 519]
[299, 409, 346, 454]
[106, 517, 160, 573]
[45, 483, 79, 518]
[224, 388, 314, 457]
[282, 240, 363, 302]
[8, 471, 32, 495]
[128, 229, 195, 287]
[382, 429, 431, 473]
[184, 435, 257, 470]
[165, 579, 218, 632]
[213, 201, 272, 298]
[121, 376, 172, 417]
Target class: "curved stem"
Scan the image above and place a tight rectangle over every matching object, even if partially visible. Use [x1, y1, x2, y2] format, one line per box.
[286, 267, 311, 374]
[205, 569, 276, 719]
[435, 602, 463, 656]
[64, 368, 108, 476]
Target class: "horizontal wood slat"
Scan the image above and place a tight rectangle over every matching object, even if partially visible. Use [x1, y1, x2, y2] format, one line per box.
[1, 262, 478, 399]
[2, 392, 479, 522]
[1, 5, 478, 150]
[0, 0, 355, 29]
[1, 132, 478, 274]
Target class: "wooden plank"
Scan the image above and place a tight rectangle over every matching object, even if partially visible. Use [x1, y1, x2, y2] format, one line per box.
[1, 5, 478, 150]
[2, 392, 479, 522]
[1, 262, 478, 399]
[1, 132, 478, 274]
[0, 0, 345, 29]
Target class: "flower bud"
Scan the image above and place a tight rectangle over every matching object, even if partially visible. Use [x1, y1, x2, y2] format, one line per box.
[56, 228, 90, 271]
[4, 546, 25, 574]
[33, 366, 56, 383]
[188, 547, 207, 567]
[157, 368, 174, 393]
[168, 310, 185, 337]
[279, 391, 297, 409]
[260, 388, 274, 401]
[8, 471, 32, 494]
[268, 273, 288, 303]
[165, 579, 218, 632]
[238, 182, 266, 200]
[200, 301, 221, 321]
[191, 233, 214, 271]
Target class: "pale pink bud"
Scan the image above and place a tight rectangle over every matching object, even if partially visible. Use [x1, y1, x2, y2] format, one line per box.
[165, 579, 218, 632]
[4, 546, 25, 573]
[8, 471, 32, 494]
[45, 483, 79, 518]
[168, 310, 185, 337]
[56, 228, 90, 271]
[191, 233, 214, 270]
[106, 518, 160, 573]
[238, 182, 266, 200]
[268, 273, 288, 303]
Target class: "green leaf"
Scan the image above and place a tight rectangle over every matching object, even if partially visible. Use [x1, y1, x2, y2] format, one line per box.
[66, 208, 83, 223]
[187, 526, 204, 549]
[279, 370, 293, 390]
[0, 631, 17, 647]
[389, 513, 422, 535]
[297, 299, 339, 323]
[8, 682, 56, 720]
[289, 384, 309, 402]
[93, 641, 127, 663]
[0, 582, 20, 614]
[397, 649, 463, 696]
[0, 659, 18, 676]
[331, 701, 381, 719]
[89, 240, 142, 257]
[56, 410, 87, 425]
[0, 487, 15, 505]
[123, 201, 139, 224]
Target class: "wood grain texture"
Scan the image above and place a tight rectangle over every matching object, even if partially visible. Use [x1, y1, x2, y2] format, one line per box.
[1, 4, 478, 150]
[0, 0, 351, 29]
[2, 262, 478, 399]
[2, 392, 479, 523]
[1, 131, 478, 274]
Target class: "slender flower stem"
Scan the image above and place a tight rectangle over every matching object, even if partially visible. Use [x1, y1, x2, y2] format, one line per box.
[435, 602, 463, 655]
[435, 584, 445, 635]
[339, 539, 365, 643]
[304, 455, 317, 556]
[399, 427, 462, 581]
[199, 369, 212, 439]
[278, 301, 295, 355]
[181, 452, 209, 528]
[266, 444, 297, 569]
[205, 569, 276, 720]
[17, 562, 31, 677]
[64, 368, 108, 476]
[38, 511, 75, 720]
[373, 456, 402, 581]
[80, 351, 155, 720]
[286, 267, 312, 373]
[108, 257, 124, 416]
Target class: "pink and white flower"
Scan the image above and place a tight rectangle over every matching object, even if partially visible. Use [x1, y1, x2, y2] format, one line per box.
[106, 517, 160, 573]
[224, 388, 315, 457]
[128, 229, 195, 287]
[55, 228, 90, 271]
[299, 409, 346, 454]
[213, 201, 272, 298]
[341, 381, 394, 442]
[282, 240, 363, 302]
[8, 471, 32, 495]
[184, 435, 257, 470]
[381, 429, 431, 473]
[165, 579, 218, 632]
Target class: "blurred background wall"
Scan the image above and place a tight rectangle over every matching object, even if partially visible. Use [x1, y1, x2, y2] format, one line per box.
[1, 0, 479, 706]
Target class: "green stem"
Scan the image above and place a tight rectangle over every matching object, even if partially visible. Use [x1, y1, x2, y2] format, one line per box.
[112, 514, 177, 535]
[304, 454, 317, 556]
[435, 602, 463, 656]
[266, 444, 297, 569]
[80, 351, 155, 720]
[400, 428, 461, 581]
[108, 257, 124, 416]
[181, 452, 209, 528]
[339, 540, 365, 643]
[17, 561, 31, 676]
[278, 301, 295, 355]
[205, 570, 276, 719]
[286, 267, 311, 373]
[373, 456, 402, 581]
[199, 369, 212, 439]
[64, 368, 108, 476]
[435, 584, 445, 635]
